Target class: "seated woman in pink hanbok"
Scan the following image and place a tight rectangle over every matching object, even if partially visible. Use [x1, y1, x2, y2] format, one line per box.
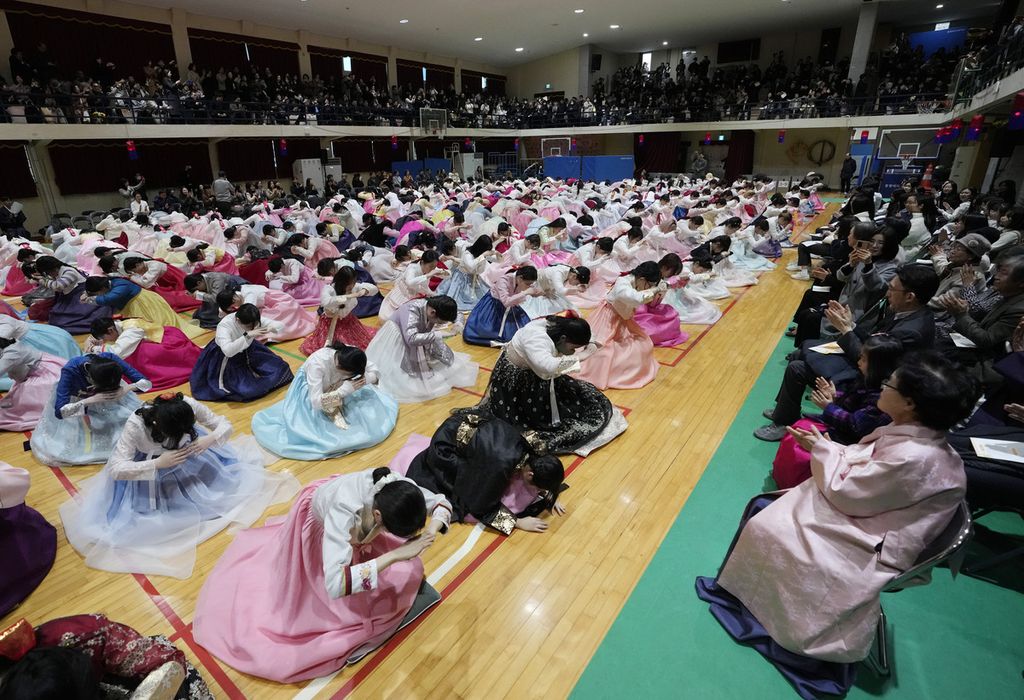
[299, 267, 378, 354]
[663, 263, 723, 325]
[193, 467, 450, 682]
[575, 261, 663, 390]
[266, 255, 324, 305]
[0, 336, 67, 432]
[216, 284, 317, 343]
[378, 251, 445, 321]
[611, 226, 653, 271]
[86, 318, 201, 392]
[634, 254, 690, 347]
[528, 218, 575, 267]
[284, 231, 337, 270]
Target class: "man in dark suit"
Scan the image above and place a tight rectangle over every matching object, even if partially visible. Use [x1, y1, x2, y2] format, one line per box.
[755, 264, 939, 441]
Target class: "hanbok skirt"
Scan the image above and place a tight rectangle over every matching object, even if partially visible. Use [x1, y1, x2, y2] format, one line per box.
[275, 271, 323, 306]
[299, 313, 377, 355]
[462, 293, 528, 346]
[1, 264, 34, 296]
[753, 238, 783, 259]
[436, 268, 489, 312]
[665, 287, 722, 325]
[123, 327, 202, 391]
[259, 290, 318, 342]
[0, 353, 66, 431]
[634, 301, 690, 347]
[1, 502, 57, 617]
[190, 341, 293, 403]
[238, 258, 271, 287]
[530, 249, 575, 268]
[121, 288, 206, 340]
[31, 391, 142, 466]
[192, 478, 424, 682]
[378, 284, 417, 322]
[48, 283, 112, 334]
[196, 254, 239, 276]
[353, 266, 384, 318]
[0, 323, 79, 394]
[687, 279, 732, 300]
[574, 303, 659, 390]
[252, 371, 398, 460]
[150, 264, 202, 312]
[482, 353, 616, 454]
[59, 436, 299, 578]
[564, 280, 608, 310]
[365, 322, 478, 403]
[521, 290, 577, 318]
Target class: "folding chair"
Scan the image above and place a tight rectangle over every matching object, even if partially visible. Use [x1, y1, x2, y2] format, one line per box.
[865, 500, 973, 677]
[72, 215, 94, 232]
[962, 506, 1024, 583]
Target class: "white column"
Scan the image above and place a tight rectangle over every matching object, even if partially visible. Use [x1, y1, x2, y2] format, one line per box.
[298, 30, 312, 78]
[387, 47, 398, 89]
[170, 8, 192, 79]
[0, 11, 15, 82]
[454, 58, 462, 93]
[848, 2, 878, 83]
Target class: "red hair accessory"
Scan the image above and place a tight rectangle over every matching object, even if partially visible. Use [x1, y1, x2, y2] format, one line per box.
[0, 619, 35, 661]
[158, 392, 177, 401]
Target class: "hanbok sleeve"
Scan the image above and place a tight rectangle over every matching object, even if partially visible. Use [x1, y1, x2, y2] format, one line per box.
[135, 260, 167, 289]
[321, 500, 362, 598]
[276, 260, 301, 284]
[215, 320, 252, 358]
[305, 354, 330, 411]
[493, 275, 529, 307]
[809, 438, 929, 517]
[107, 418, 160, 481]
[187, 397, 233, 446]
[109, 326, 146, 357]
[401, 308, 443, 346]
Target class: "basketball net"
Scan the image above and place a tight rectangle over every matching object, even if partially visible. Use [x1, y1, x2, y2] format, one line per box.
[900, 158, 913, 170]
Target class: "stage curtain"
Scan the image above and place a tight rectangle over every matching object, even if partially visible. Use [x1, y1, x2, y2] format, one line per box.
[216, 139, 277, 182]
[396, 60, 423, 90]
[48, 140, 212, 196]
[3, 1, 174, 80]
[187, 28, 299, 76]
[424, 62, 454, 91]
[633, 132, 680, 173]
[724, 130, 755, 181]
[0, 143, 36, 199]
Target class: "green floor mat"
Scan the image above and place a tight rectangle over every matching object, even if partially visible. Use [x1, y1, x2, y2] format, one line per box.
[573, 335, 1024, 699]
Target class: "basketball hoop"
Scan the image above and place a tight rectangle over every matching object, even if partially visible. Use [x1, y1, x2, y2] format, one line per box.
[900, 157, 913, 170]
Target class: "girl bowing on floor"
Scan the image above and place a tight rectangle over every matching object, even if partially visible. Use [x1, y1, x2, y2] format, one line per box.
[463, 265, 539, 347]
[252, 343, 399, 461]
[59, 392, 298, 578]
[193, 467, 450, 682]
[189, 303, 293, 403]
[299, 267, 378, 355]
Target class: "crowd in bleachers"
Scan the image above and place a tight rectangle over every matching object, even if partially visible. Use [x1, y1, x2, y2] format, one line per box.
[0, 26, 1005, 128]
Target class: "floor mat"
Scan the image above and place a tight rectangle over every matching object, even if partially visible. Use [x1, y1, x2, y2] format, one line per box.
[572, 334, 1024, 699]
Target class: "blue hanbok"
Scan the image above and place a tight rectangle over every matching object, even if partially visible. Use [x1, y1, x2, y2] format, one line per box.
[353, 263, 384, 317]
[437, 243, 491, 312]
[251, 349, 398, 460]
[59, 397, 299, 578]
[0, 319, 81, 392]
[30, 353, 146, 467]
[462, 274, 530, 347]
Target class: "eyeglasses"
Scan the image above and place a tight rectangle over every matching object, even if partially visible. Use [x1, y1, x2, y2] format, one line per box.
[881, 380, 901, 393]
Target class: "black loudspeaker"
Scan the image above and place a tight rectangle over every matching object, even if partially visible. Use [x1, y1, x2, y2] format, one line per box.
[591, 54, 602, 72]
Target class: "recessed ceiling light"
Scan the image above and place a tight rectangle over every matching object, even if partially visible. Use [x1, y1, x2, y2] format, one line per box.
[399, 18, 409, 23]
[583, 32, 589, 37]
[609, 24, 620, 29]
[515, 47, 524, 52]
[662, 41, 668, 45]
[474, 37, 483, 41]
[935, 3, 943, 6]
[574, 8, 585, 13]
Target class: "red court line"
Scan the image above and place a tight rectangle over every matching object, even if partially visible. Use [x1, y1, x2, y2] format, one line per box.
[41, 449, 246, 699]
[659, 285, 754, 368]
[454, 386, 485, 398]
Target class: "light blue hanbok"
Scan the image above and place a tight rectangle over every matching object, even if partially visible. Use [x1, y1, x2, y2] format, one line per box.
[436, 243, 491, 312]
[0, 320, 81, 391]
[251, 349, 399, 460]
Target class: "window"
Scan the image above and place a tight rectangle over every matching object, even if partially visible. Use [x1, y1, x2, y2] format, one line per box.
[422, 67, 427, 83]
[641, 52, 652, 71]
[244, 42, 251, 62]
[482, 76, 488, 90]
[342, 56, 352, 72]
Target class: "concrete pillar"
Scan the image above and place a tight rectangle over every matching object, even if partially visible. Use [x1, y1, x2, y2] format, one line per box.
[170, 8, 192, 78]
[26, 141, 61, 219]
[387, 47, 398, 89]
[298, 30, 312, 78]
[454, 58, 462, 93]
[848, 2, 878, 83]
[208, 140, 221, 182]
[578, 44, 593, 98]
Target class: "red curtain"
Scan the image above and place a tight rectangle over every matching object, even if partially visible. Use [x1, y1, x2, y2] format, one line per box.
[724, 130, 755, 181]
[633, 132, 680, 173]
[4, 1, 174, 80]
[187, 29, 299, 75]
[0, 143, 37, 199]
[424, 62, 454, 91]
[48, 140, 211, 196]
[396, 60, 423, 90]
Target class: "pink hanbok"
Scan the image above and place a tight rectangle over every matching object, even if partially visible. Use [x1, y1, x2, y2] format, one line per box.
[192, 469, 451, 683]
[633, 298, 690, 347]
[0, 348, 66, 431]
[239, 285, 317, 342]
[268, 258, 324, 305]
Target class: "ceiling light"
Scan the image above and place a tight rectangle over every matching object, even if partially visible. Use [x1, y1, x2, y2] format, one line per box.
[609, 24, 620, 29]
[574, 8, 585, 13]
[399, 18, 409, 23]
[582, 32, 589, 37]
[515, 47, 524, 52]
[662, 41, 668, 46]
[935, 3, 943, 6]
[474, 37, 483, 41]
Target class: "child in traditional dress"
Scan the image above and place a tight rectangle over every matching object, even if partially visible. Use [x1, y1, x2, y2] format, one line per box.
[522, 265, 590, 318]
[86, 318, 201, 391]
[0, 336, 67, 432]
[365, 295, 478, 403]
[299, 267, 378, 355]
[378, 250, 447, 321]
[463, 266, 539, 347]
[59, 392, 299, 577]
[437, 237, 496, 312]
[189, 304, 293, 402]
[30, 353, 151, 466]
[634, 254, 690, 347]
[216, 285, 317, 343]
[193, 467, 450, 682]
[30, 256, 111, 333]
[575, 261, 664, 390]
[266, 256, 323, 305]
[252, 343, 399, 460]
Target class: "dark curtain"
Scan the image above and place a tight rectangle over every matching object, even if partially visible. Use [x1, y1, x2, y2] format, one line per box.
[424, 62, 454, 91]
[488, 76, 506, 96]
[0, 143, 37, 198]
[333, 138, 408, 173]
[462, 73, 483, 95]
[348, 51, 387, 85]
[310, 48, 345, 82]
[277, 138, 322, 175]
[187, 31, 247, 72]
[396, 61, 423, 91]
[724, 130, 755, 181]
[4, 1, 174, 80]
[216, 139, 277, 182]
[247, 43, 300, 77]
[477, 138, 515, 154]
[48, 140, 212, 196]
[633, 132, 680, 173]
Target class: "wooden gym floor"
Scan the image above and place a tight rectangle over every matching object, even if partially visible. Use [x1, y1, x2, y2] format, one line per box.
[1, 205, 836, 699]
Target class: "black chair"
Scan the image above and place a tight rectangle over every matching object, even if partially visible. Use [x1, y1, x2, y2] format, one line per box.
[71, 215, 94, 232]
[89, 211, 107, 228]
[865, 500, 973, 677]
[50, 212, 72, 230]
[961, 506, 1024, 583]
